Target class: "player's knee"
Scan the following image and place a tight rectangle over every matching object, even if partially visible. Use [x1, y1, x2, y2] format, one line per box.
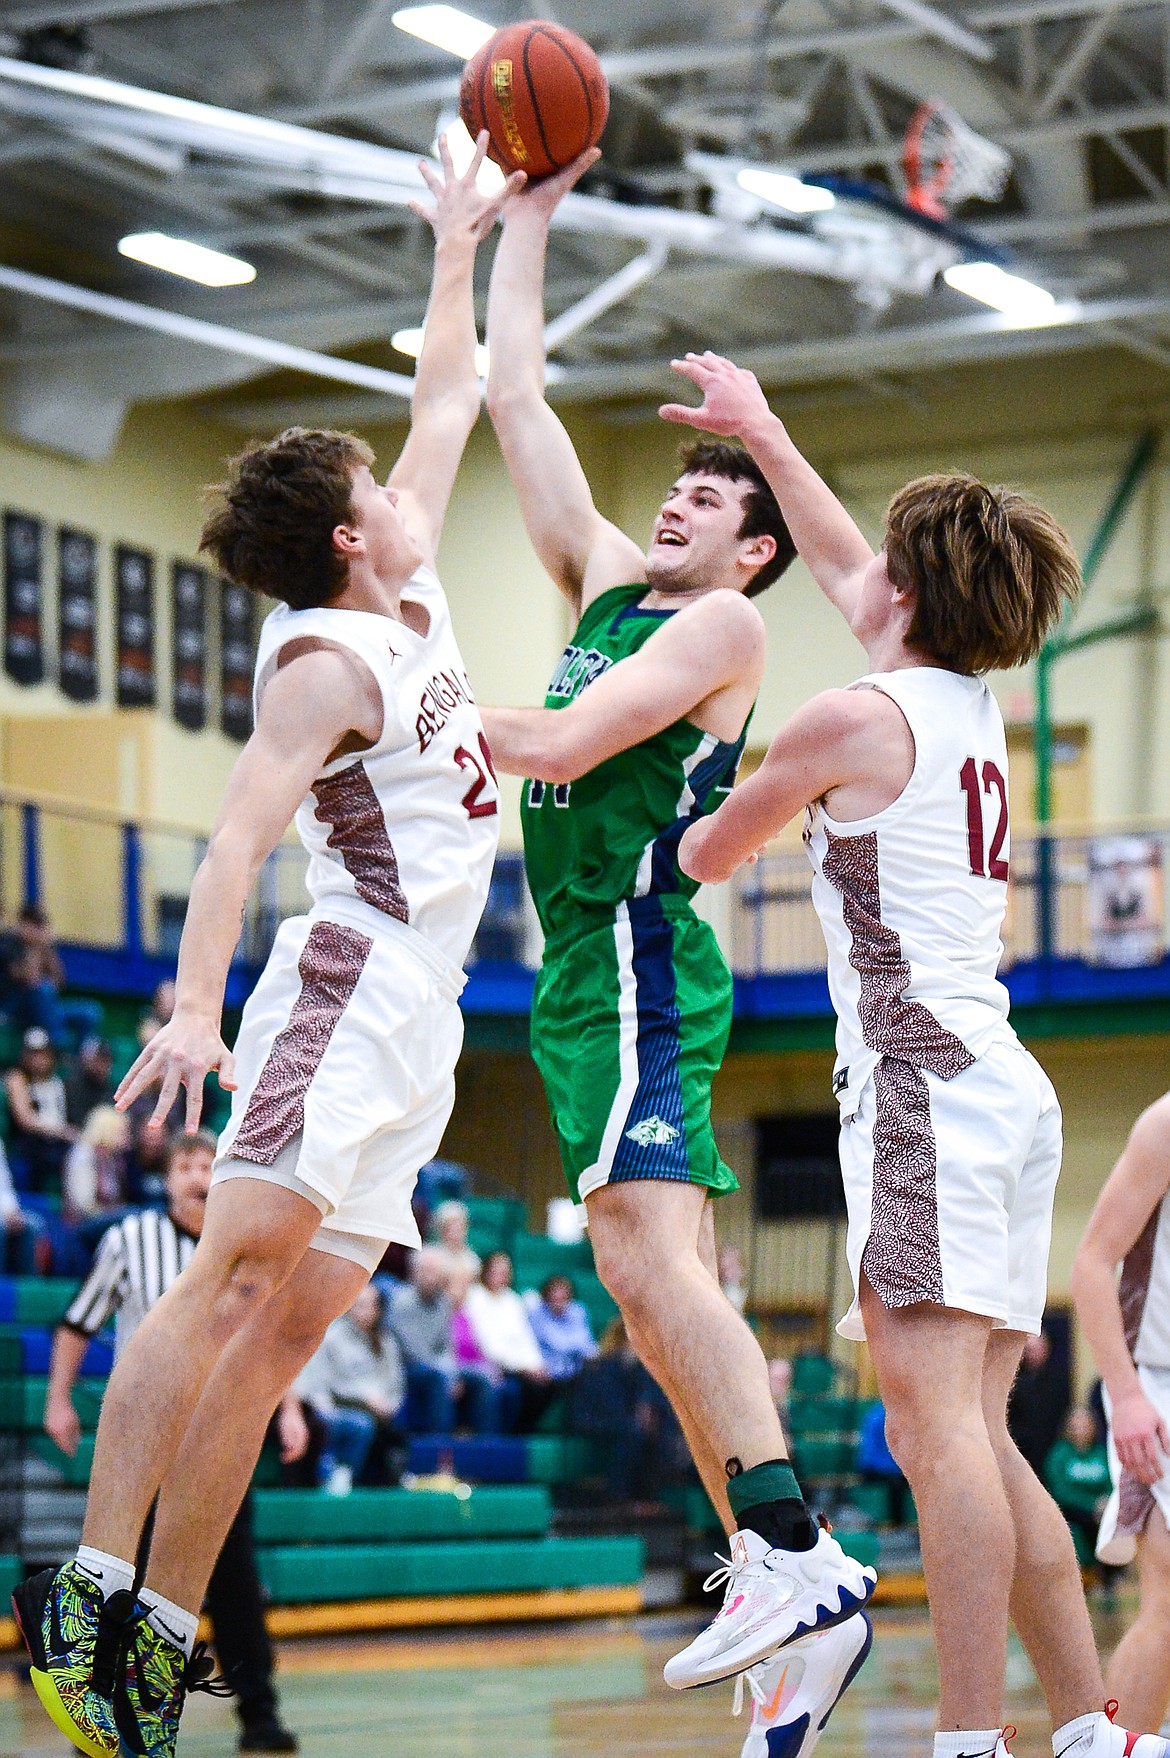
[207, 1249, 289, 1336]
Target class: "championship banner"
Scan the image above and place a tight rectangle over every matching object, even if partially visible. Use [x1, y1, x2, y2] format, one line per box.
[58, 527, 99, 702]
[219, 579, 256, 742]
[115, 545, 156, 708]
[3, 512, 44, 686]
[171, 561, 207, 731]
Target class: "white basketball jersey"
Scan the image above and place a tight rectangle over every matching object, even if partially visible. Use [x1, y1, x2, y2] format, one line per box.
[806, 666, 1012, 1114]
[1120, 1193, 1170, 1370]
[253, 565, 499, 969]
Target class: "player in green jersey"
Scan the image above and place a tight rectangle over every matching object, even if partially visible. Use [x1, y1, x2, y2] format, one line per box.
[479, 155, 877, 1693]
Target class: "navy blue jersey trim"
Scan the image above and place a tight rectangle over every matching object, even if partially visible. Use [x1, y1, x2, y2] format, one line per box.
[610, 899, 690, 1182]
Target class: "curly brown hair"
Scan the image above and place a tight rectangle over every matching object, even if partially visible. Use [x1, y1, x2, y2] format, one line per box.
[885, 473, 1080, 675]
[676, 439, 797, 596]
[199, 427, 375, 609]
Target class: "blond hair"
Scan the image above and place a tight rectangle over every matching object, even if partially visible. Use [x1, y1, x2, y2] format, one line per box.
[885, 472, 1081, 675]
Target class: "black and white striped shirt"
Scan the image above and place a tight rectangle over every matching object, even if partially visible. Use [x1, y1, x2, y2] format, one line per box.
[62, 1210, 198, 1357]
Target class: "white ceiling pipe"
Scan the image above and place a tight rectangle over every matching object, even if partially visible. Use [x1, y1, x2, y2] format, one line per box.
[543, 244, 669, 354]
[0, 262, 418, 398]
[877, 0, 996, 61]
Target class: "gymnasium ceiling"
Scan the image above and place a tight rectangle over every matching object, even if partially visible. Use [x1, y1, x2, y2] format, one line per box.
[0, 0, 1169, 458]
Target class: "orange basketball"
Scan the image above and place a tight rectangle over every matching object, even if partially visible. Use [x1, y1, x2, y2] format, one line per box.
[460, 21, 608, 181]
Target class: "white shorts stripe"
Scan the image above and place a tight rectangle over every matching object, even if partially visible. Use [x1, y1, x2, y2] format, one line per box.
[580, 901, 641, 1200]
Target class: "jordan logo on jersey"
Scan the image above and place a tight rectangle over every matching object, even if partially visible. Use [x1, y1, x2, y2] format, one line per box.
[547, 643, 612, 701]
[625, 1115, 680, 1147]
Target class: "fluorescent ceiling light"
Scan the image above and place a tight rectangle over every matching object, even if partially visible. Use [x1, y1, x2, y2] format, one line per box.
[118, 231, 256, 286]
[392, 5, 494, 58]
[943, 261, 1059, 326]
[440, 116, 506, 195]
[736, 168, 835, 214]
[393, 324, 490, 377]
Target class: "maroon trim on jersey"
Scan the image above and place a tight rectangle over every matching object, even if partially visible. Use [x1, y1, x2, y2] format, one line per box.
[312, 760, 409, 924]
[232, 920, 372, 1165]
[1114, 1469, 1156, 1547]
[823, 829, 974, 1315]
[1120, 1206, 1160, 1353]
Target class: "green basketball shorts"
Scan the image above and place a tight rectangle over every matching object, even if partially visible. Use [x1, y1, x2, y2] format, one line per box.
[531, 895, 738, 1205]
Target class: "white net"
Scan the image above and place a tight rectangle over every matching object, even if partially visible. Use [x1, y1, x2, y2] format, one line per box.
[903, 99, 1012, 216]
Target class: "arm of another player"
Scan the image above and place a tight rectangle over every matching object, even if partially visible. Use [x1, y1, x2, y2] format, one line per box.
[387, 132, 526, 564]
[1071, 1096, 1170, 1486]
[677, 690, 891, 883]
[484, 153, 646, 610]
[481, 588, 764, 781]
[660, 352, 874, 626]
[114, 647, 380, 1133]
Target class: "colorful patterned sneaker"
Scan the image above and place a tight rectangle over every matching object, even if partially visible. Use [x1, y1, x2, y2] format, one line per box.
[663, 1526, 877, 1690]
[734, 1613, 873, 1758]
[11, 1564, 145, 1758]
[119, 1622, 232, 1758]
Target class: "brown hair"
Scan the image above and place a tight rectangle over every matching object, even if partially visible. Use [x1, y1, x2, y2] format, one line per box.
[677, 440, 797, 596]
[166, 1129, 218, 1167]
[884, 472, 1080, 674]
[199, 427, 375, 610]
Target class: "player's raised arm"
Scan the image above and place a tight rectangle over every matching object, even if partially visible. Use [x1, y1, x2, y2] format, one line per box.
[660, 351, 874, 626]
[484, 153, 646, 610]
[114, 648, 379, 1132]
[1071, 1099, 1170, 1486]
[482, 587, 763, 781]
[388, 132, 525, 564]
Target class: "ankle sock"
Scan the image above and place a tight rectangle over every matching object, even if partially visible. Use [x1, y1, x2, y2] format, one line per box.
[139, 1588, 197, 1660]
[726, 1458, 818, 1552]
[934, 1732, 1004, 1758]
[74, 1547, 134, 1601]
[1052, 1714, 1102, 1755]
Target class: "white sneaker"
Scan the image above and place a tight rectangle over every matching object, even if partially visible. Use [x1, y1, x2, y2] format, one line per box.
[735, 1612, 873, 1758]
[1057, 1710, 1170, 1758]
[663, 1527, 877, 1690]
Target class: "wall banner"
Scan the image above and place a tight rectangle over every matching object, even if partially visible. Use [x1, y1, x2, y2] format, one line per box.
[4, 512, 44, 686]
[220, 579, 256, 742]
[115, 545, 155, 708]
[171, 561, 208, 731]
[58, 527, 99, 702]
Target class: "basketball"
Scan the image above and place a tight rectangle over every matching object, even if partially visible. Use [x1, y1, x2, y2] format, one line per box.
[459, 21, 609, 181]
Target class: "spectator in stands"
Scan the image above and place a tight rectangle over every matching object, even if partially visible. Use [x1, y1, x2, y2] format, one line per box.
[857, 1400, 913, 1527]
[0, 1133, 47, 1273]
[6, 904, 103, 1046]
[64, 1036, 116, 1129]
[43, 1129, 302, 1753]
[5, 1026, 77, 1193]
[717, 1244, 748, 1314]
[449, 1261, 508, 1432]
[464, 1251, 551, 1431]
[525, 1275, 597, 1383]
[571, 1315, 685, 1507]
[62, 1105, 133, 1230]
[299, 1283, 406, 1493]
[1045, 1405, 1117, 1586]
[431, 1199, 481, 1285]
[126, 1102, 173, 1202]
[1007, 1325, 1071, 1478]
[388, 1247, 461, 1433]
[137, 978, 176, 1048]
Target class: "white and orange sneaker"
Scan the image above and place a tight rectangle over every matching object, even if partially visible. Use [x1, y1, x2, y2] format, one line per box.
[663, 1527, 877, 1691]
[1054, 1707, 1170, 1758]
[735, 1612, 873, 1758]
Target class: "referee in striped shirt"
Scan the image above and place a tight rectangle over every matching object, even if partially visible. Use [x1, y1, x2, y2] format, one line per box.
[43, 1130, 302, 1753]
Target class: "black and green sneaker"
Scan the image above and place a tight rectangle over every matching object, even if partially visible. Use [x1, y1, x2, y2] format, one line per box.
[119, 1622, 232, 1758]
[12, 1563, 146, 1758]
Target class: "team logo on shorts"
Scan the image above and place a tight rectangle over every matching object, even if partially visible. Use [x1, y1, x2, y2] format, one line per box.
[625, 1115, 680, 1147]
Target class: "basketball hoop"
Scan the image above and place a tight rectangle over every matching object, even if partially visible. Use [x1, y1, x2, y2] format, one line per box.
[902, 99, 1012, 219]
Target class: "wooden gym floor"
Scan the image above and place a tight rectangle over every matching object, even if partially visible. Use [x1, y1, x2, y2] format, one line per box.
[0, 1602, 1137, 1758]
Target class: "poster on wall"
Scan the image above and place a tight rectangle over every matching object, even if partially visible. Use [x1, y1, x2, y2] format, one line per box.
[115, 545, 155, 707]
[171, 562, 207, 731]
[1088, 834, 1165, 967]
[220, 579, 256, 742]
[58, 527, 99, 702]
[4, 512, 45, 686]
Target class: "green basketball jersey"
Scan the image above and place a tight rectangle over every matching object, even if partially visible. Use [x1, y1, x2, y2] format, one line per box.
[521, 584, 749, 944]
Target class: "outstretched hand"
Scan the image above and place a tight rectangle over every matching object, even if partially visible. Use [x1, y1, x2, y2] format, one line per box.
[411, 130, 527, 244]
[659, 350, 776, 439]
[114, 1011, 236, 1134]
[505, 146, 602, 223]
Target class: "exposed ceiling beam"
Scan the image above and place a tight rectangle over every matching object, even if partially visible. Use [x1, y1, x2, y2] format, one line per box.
[1032, 3, 1123, 116]
[0, 0, 233, 25]
[877, 0, 996, 61]
[981, 194, 1170, 239]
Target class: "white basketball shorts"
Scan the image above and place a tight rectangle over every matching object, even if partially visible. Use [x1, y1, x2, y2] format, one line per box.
[836, 1032, 1062, 1341]
[1097, 1367, 1170, 1564]
[212, 901, 465, 1270]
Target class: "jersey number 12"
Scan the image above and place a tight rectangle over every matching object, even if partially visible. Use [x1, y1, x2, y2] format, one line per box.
[959, 757, 1009, 880]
